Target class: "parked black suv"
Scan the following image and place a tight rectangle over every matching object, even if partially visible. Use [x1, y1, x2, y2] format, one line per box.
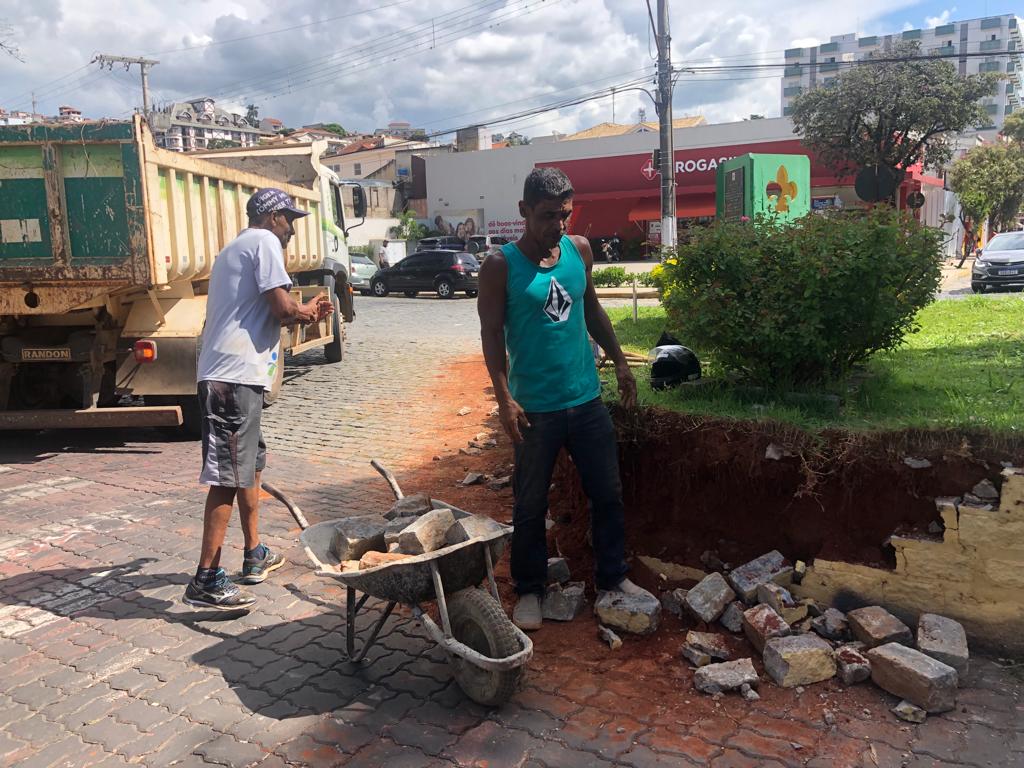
[370, 251, 481, 298]
[415, 236, 465, 251]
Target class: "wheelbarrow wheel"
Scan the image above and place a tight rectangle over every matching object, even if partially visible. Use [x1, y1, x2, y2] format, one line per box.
[447, 588, 523, 707]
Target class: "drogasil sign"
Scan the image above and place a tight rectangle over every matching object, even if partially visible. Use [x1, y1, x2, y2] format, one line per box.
[641, 154, 737, 180]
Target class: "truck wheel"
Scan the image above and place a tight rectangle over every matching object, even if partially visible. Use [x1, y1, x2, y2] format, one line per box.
[324, 297, 344, 363]
[372, 279, 389, 297]
[447, 588, 524, 707]
[263, 355, 285, 407]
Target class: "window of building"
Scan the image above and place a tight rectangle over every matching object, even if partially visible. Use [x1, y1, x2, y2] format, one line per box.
[353, 162, 362, 176]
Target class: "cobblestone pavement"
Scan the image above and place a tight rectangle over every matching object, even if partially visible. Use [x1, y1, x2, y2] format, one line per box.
[1, 295, 1022, 768]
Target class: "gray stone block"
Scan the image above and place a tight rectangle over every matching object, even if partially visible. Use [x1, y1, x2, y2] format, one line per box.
[719, 601, 745, 633]
[684, 572, 736, 623]
[742, 603, 791, 654]
[683, 631, 735, 661]
[811, 608, 850, 642]
[660, 588, 688, 618]
[444, 514, 504, 546]
[542, 582, 586, 621]
[835, 645, 871, 685]
[547, 557, 572, 585]
[867, 643, 958, 713]
[763, 634, 837, 688]
[397, 507, 456, 555]
[916, 613, 969, 677]
[756, 582, 807, 625]
[693, 658, 759, 694]
[329, 516, 387, 562]
[594, 589, 661, 636]
[383, 493, 433, 521]
[847, 606, 912, 649]
[727, 550, 793, 604]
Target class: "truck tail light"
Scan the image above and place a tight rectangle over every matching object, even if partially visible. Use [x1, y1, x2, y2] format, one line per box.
[134, 340, 158, 363]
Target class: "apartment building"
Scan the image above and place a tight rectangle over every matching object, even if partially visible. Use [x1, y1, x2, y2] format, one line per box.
[781, 14, 1022, 130]
[148, 97, 268, 152]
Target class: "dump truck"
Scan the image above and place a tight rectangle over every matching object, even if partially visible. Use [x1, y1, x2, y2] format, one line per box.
[0, 115, 366, 433]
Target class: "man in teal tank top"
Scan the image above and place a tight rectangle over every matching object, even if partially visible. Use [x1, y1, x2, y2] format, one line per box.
[478, 167, 655, 631]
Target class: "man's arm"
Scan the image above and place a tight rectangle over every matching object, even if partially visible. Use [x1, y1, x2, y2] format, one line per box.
[477, 251, 530, 442]
[263, 288, 333, 326]
[571, 235, 637, 409]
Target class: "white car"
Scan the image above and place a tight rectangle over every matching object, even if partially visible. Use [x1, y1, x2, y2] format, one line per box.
[349, 253, 379, 295]
[972, 232, 1024, 293]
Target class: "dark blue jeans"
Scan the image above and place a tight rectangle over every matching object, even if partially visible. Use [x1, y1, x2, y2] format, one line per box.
[512, 397, 628, 595]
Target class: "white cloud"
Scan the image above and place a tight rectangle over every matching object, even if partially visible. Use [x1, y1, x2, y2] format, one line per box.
[925, 8, 956, 28]
[0, 0, 923, 136]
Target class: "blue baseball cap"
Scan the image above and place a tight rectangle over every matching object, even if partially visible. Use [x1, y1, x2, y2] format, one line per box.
[246, 188, 310, 219]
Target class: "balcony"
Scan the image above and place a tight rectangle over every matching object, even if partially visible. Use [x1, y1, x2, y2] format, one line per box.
[929, 44, 956, 56]
[903, 29, 922, 40]
[784, 47, 804, 58]
[818, 61, 840, 73]
[784, 65, 803, 77]
[819, 42, 839, 53]
[783, 86, 803, 97]
[981, 17, 1003, 30]
[980, 39, 1003, 52]
[934, 24, 955, 36]
[858, 36, 879, 47]
[979, 61, 1002, 72]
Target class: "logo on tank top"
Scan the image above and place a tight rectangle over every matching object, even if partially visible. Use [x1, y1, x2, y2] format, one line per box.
[543, 276, 572, 323]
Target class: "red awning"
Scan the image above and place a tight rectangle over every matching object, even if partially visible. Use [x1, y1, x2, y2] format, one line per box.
[629, 198, 717, 221]
[627, 199, 661, 222]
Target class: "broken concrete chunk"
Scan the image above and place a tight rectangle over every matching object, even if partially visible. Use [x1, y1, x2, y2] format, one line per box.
[971, 479, 999, 501]
[681, 645, 712, 667]
[742, 603, 791, 654]
[638, 555, 707, 583]
[660, 588, 689, 618]
[756, 582, 808, 626]
[397, 508, 456, 555]
[329, 515, 387, 562]
[459, 446, 483, 456]
[916, 614, 969, 677]
[359, 550, 414, 569]
[835, 645, 872, 685]
[684, 631, 735, 662]
[457, 406, 472, 416]
[547, 557, 572, 585]
[867, 643, 958, 713]
[740, 683, 760, 701]
[383, 518, 409, 547]
[460, 472, 485, 487]
[719, 601, 746, 634]
[383, 493, 433, 521]
[903, 457, 933, 470]
[693, 658, 759, 694]
[598, 625, 622, 650]
[763, 634, 837, 688]
[444, 514, 504, 546]
[594, 590, 661, 636]
[487, 475, 512, 491]
[684, 572, 736, 624]
[847, 606, 913, 649]
[892, 700, 927, 724]
[727, 550, 793, 604]
[542, 582, 587, 622]
[811, 608, 850, 642]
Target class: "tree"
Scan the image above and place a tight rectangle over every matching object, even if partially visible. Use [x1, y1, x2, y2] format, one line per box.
[1, 20, 22, 61]
[792, 41, 1000, 176]
[506, 131, 530, 146]
[319, 123, 349, 137]
[206, 139, 241, 150]
[245, 104, 259, 125]
[1001, 111, 1024, 146]
[948, 143, 1024, 257]
[390, 211, 428, 241]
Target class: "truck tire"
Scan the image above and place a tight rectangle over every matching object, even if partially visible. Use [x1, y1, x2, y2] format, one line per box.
[324, 296, 344, 363]
[263, 354, 285, 407]
[447, 588, 524, 707]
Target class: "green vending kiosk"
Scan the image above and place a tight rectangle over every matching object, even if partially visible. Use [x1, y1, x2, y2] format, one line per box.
[715, 153, 811, 222]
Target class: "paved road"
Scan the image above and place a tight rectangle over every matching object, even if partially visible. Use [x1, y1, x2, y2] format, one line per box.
[0, 296, 1021, 768]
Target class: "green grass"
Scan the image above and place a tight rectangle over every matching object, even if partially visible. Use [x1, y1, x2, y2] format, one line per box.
[604, 296, 1024, 433]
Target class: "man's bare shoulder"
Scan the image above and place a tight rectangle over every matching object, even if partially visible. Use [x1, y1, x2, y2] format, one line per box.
[568, 234, 595, 265]
[480, 248, 508, 274]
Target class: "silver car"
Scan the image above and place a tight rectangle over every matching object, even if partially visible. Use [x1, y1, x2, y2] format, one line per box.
[972, 232, 1024, 293]
[350, 253, 378, 295]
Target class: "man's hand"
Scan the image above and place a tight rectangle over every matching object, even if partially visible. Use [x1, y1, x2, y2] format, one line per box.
[615, 362, 637, 409]
[299, 292, 333, 324]
[498, 398, 531, 444]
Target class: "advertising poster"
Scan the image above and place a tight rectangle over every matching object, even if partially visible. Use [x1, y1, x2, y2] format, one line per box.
[431, 209, 485, 239]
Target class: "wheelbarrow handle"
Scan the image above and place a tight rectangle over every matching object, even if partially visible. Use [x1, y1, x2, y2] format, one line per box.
[261, 481, 327, 573]
[370, 459, 404, 501]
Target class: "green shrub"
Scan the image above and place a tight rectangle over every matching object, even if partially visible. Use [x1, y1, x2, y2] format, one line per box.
[592, 266, 628, 287]
[636, 269, 663, 288]
[658, 207, 943, 386]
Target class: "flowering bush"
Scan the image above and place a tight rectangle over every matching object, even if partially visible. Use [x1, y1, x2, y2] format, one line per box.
[657, 207, 943, 385]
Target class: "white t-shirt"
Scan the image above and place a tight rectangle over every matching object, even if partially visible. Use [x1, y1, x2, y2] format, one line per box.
[197, 228, 292, 390]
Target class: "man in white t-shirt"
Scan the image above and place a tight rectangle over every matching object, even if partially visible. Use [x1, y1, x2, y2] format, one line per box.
[183, 188, 333, 611]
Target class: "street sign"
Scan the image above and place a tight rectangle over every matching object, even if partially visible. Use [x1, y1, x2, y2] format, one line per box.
[906, 191, 925, 209]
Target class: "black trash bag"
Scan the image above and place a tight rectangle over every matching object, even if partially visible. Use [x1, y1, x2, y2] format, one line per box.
[650, 332, 701, 390]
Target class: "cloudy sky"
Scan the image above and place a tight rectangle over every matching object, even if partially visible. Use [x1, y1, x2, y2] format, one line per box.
[0, 0, 1016, 137]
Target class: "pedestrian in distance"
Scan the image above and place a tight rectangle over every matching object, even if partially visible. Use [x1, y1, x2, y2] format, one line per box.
[379, 239, 390, 269]
[477, 167, 652, 631]
[183, 187, 333, 611]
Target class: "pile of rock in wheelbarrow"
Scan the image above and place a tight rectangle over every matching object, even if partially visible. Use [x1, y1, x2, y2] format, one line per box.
[663, 549, 968, 722]
[327, 493, 505, 572]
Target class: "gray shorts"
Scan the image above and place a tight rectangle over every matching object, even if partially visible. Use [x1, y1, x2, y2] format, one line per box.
[198, 380, 267, 488]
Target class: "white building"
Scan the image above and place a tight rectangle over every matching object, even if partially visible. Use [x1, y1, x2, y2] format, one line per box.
[148, 98, 268, 152]
[782, 14, 1022, 130]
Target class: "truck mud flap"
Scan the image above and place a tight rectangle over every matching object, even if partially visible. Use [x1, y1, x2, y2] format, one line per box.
[0, 406, 182, 430]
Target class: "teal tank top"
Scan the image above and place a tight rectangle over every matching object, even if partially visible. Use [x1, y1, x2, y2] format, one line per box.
[502, 236, 601, 413]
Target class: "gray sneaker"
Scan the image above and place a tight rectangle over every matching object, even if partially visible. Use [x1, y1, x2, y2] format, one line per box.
[512, 593, 543, 631]
[238, 546, 286, 584]
[182, 569, 256, 611]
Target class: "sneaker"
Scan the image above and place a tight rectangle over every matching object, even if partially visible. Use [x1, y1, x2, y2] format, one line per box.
[600, 577, 657, 601]
[182, 569, 256, 611]
[512, 593, 543, 631]
[238, 545, 286, 584]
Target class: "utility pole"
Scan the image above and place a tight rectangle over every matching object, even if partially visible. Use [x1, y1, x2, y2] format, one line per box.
[656, 0, 677, 250]
[94, 54, 159, 113]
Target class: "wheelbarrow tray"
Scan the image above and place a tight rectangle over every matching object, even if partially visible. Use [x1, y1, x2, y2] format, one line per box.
[299, 501, 511, 605]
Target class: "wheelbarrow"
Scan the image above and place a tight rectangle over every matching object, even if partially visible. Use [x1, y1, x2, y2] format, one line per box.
[261, 461, 533, 707]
